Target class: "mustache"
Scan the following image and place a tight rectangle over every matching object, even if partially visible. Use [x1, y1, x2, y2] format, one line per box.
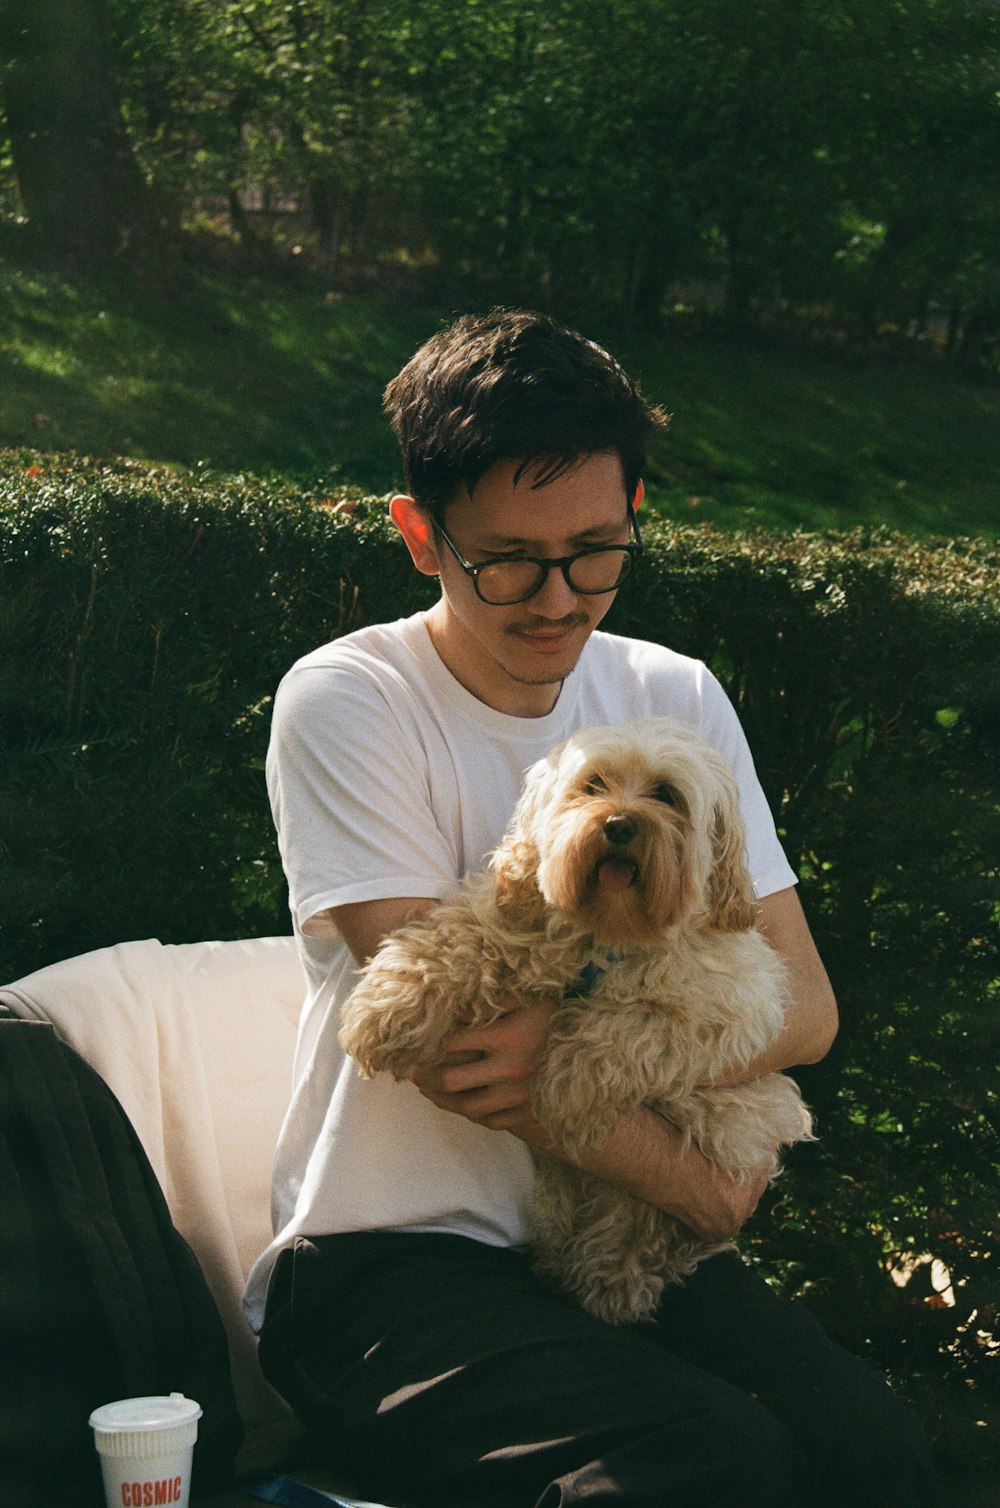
[505, 613, 590, 635]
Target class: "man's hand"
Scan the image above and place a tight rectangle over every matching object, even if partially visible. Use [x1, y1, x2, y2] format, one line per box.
[407, 995, 558, 1149]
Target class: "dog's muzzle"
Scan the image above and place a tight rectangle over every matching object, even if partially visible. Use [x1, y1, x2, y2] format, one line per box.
[595, 815, 640, 892]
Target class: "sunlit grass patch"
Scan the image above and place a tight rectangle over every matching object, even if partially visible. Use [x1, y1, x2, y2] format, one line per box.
[1, 252, 997, 538]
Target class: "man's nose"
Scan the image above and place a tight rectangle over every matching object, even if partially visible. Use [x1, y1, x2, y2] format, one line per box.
[528, 562, 578, 615]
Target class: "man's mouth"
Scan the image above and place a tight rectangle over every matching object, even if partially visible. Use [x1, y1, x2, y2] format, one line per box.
[508, 615, 589, 646]
[595, 856, 640, 892]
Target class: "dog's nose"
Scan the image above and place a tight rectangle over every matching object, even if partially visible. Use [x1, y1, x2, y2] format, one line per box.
[603, 815, 637, 846]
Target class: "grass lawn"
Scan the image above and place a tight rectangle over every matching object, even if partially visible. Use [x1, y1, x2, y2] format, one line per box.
[613, 326, 1000, 538]
[1, 248, 998, 539]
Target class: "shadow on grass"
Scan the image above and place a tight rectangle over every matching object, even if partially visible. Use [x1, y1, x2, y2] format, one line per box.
[0, 250, 436, 485]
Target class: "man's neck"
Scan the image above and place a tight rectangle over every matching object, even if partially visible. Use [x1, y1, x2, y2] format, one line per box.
[423, 606, 567, 718]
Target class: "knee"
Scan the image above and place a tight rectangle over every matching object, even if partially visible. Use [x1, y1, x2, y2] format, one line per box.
[546, 1390, 808, 1508]
[705, 1394, 807, 1507]
[635, 1389, 807, 1508]
[809, 1382, 942, 1508]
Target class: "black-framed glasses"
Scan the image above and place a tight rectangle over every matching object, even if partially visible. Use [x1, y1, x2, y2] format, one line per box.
[433, 504, 644, 606]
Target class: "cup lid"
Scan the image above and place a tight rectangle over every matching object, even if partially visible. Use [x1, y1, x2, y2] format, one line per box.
[89, 1394, 203, 1433]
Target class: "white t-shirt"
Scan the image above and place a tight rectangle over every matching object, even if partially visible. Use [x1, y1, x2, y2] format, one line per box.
[243, 612, 797, 1329]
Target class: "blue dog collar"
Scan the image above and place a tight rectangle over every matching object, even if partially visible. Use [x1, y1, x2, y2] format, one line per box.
[564, 958, 607, 999]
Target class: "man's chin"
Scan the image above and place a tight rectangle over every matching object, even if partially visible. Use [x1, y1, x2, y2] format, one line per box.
[503, 661, 579, 689]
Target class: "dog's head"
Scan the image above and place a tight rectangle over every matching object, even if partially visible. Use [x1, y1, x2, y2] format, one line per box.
[493, 718, 758, 946]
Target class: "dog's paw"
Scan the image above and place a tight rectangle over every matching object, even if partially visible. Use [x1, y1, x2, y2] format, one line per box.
[671, 1074, 815, 1178]
[338, 1001, 421, 1079]
[532, 1080, 622, 1157]
[532, 1035, 631, 1155]
[338, 973, 455, 1079]
[339, 912, 507, 1079]
[767, 1073, 817, 1146]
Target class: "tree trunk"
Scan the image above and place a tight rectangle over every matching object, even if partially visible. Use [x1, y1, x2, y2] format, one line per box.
[723, 208, 754, 325]
[625, 241, 671, 330]
[0, 0, 155, 257]
[309, 179, 342, 277]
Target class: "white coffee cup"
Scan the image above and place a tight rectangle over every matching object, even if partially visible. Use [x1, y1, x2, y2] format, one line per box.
[89, 1394, 203, 1508]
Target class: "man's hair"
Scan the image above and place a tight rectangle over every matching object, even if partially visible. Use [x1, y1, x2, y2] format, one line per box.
[383, 309, 667, 519]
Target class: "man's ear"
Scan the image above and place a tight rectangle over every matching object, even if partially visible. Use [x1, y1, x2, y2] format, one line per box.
[632, 478, 645, 510]
[389, 495, 441, 577]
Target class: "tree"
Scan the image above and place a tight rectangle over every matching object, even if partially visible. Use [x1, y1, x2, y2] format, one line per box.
[110, 0, 416, 271]
[0, 0, 156, 256]
[838, 0, 1000, 348]
[2, 0, 996, 345]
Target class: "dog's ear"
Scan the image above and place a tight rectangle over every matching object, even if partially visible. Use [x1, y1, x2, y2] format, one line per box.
[491, 760, 552, 926]
[707, 787, 759, 933]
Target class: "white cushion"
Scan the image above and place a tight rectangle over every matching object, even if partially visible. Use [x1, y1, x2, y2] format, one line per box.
[0, 936, 303, 1451]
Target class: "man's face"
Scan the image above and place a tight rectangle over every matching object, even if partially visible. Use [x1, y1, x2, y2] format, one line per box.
[416, 452, 635, 717]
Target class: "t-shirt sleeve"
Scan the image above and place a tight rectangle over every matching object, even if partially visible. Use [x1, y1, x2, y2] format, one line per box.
[266, 660, 457, 937]
[696, 667, 798, 900]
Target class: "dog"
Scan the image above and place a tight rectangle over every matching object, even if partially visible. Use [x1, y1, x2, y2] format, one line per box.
[339, 717, 815, 1324]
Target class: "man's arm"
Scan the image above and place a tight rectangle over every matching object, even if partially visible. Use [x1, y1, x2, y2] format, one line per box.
[405, 885, 836, 1241]
[721, 885, 838, 1082]
[759, 885, 839, 1061]
[332, 895, 439, 966]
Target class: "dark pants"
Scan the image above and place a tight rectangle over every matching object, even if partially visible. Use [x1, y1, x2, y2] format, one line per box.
[259, 1232, 941, 1508]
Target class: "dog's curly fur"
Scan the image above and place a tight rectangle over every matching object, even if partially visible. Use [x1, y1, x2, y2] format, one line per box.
[339, 717, 815, 1324]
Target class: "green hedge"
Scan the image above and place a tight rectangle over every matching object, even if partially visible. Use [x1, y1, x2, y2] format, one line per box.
[2, 454, 997, 1479]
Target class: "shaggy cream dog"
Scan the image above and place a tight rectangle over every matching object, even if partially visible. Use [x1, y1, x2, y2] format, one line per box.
[339, 717, 814, 1324]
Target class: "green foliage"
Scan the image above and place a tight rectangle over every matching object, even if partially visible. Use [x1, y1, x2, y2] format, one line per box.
[1, 457, 997, 1476]
[109, 0, 415, 261]
[0, 460, 427, 974]
[6, 0, 998, 343]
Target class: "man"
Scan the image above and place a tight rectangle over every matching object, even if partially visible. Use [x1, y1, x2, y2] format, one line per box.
[245, 310, 939, 1507]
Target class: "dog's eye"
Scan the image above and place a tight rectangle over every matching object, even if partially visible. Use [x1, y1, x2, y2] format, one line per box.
[652, 783, 677, 806]
[583, 774, 607, 794]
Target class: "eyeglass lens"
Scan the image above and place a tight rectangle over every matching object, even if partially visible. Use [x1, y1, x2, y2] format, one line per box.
[476, 548, 634, 604]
